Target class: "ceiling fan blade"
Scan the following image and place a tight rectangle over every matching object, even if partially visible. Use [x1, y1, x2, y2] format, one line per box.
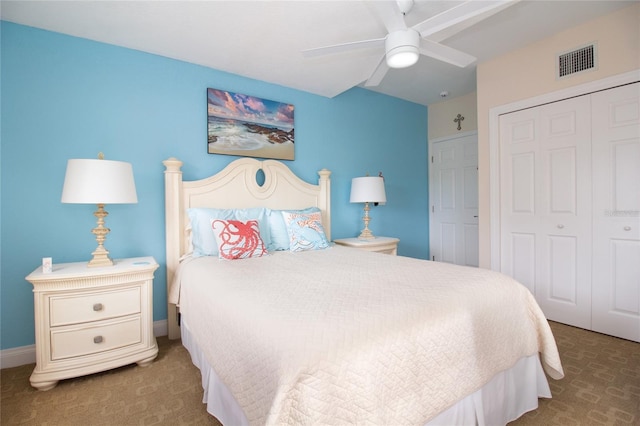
[302, 37, 385, 58]
[364, 57, 390, 87]
[367, 0, 408, 33]
[413, 0, 518, 39]
[419, 39, 476, 68]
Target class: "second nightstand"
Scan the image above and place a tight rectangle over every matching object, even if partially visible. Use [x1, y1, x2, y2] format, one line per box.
[25, 257, 159, 390]
[333, 236, 400, 255]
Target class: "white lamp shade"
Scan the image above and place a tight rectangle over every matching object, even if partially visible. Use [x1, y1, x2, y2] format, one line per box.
[350, 176, 386, 204]
[61, 159, 138, 204]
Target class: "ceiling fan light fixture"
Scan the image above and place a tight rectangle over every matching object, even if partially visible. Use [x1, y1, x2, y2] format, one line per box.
[386, 47, 419, 68]
[385, 29, 420, 69]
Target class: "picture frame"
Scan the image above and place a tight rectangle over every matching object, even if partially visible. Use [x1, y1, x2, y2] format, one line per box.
[207, 88, 295, 160]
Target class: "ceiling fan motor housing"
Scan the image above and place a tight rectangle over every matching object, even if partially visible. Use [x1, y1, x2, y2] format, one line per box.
[386, 29, 420, 68]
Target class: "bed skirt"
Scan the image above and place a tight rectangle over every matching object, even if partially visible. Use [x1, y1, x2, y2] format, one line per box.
[182, 319, 551, 426]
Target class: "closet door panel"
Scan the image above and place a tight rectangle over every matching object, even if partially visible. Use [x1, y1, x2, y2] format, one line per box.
[500, 110, 539, 293]
[548, 147, 576, 214]
[547, 235, 578, 303]
[511, 232, 536, 294]
[511, 153, 536, 214]
[591, 82, 640, 342]
[500, 95, 591, 329]
[610, 240, 640, 313]
[537, 97, 591, 328]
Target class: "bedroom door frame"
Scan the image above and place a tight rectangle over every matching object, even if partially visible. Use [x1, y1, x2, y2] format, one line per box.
[489, 69, 640, 271]
[428, 130, 479, 266]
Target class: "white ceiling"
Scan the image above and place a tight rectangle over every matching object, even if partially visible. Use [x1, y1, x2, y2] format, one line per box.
[1, 0, 633, 106]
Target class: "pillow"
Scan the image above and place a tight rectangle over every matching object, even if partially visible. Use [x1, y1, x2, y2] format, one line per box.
[268, 207, 321, 251]
[281, 210, 329, 252]
[211, 219, 267, 260]
[188, 208, 234, 257]
[188, 207, 271, 257]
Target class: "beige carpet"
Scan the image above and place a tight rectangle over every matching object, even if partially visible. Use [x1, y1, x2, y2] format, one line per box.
[509, 322, 639, 426]
[1, 321, 638, 425]
[1, 337, 220, 425]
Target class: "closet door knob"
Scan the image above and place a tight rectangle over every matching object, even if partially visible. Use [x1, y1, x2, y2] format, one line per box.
[557, 224, 564, 229]
[624, 226, 631, 231]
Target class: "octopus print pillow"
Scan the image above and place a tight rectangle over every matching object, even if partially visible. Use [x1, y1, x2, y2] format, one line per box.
[211, 219, 267, 260]
[281, 210, 329, 252]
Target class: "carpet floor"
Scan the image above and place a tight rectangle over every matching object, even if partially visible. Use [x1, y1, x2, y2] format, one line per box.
[1, 321, 638, 425]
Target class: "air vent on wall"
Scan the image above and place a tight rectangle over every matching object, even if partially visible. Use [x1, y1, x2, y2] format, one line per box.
[557, 44, 597, 79]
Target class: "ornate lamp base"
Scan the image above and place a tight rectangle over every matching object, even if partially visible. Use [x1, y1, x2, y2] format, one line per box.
[88, 247, 114, 267]
[88, 203, 114, 267]
[357, 202, 376, 240]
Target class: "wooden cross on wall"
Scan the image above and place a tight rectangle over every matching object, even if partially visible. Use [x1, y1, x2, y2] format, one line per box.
[454, 113, 464, 131]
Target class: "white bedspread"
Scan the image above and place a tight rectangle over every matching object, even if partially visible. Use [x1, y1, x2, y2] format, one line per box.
[173, 246, 564, 426]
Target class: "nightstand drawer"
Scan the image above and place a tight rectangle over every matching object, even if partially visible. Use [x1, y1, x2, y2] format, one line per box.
[50, 287, 141, 326]
[51, 316, 142, 360]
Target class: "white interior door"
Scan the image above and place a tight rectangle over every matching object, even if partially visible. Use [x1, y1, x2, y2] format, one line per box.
[591, 83, 640, 342]
[429, 132, 479, 266]
[499, 95, 592, 329]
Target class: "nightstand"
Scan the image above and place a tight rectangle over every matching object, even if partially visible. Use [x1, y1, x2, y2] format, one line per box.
[25, 256, 159, 391]
[333, 237, 400, 255]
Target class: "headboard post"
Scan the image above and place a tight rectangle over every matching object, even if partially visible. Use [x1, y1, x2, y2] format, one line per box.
[163, 157, 183, 340]
[318, 169, 331, 240]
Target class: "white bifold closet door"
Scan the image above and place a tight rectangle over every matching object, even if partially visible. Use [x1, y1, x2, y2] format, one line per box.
[591, 84, 640, 342]
[499, 95, 592, 330]
[499, 82, 639, 342]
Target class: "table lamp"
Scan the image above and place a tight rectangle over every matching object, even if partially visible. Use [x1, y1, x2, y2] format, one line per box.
[61, 154, 138, 267]
[350, 175, 386, 239]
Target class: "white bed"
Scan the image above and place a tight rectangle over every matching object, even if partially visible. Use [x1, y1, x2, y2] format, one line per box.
[163, 157, 564, 426]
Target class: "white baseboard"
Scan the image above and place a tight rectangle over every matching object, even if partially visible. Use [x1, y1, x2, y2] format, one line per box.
[0, 344, 36, 369]
[1, 320, 170, 369]
[154, 319, 168, 338]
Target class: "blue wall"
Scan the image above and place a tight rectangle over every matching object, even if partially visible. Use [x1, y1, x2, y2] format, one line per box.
[0, 22, 429, 350]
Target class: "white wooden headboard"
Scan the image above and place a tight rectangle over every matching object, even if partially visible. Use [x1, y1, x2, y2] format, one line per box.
[163, 157, 332, 339]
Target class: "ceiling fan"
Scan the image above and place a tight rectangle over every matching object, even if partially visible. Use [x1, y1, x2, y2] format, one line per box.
[302, 0, 518, 87]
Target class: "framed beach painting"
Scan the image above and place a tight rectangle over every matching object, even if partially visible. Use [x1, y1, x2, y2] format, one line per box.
[207, 88, 295, 160]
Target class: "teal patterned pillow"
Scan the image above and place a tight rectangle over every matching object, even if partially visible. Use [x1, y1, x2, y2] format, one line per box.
[268, 207, 320, 251]
[281, 210, 329, 252]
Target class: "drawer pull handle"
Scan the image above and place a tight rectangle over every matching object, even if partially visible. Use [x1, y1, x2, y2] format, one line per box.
[93, 303, 103, 312]
[624, 226, 631, 231]
[557, 224, 564, 229]
[93, 336, 103, 344]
